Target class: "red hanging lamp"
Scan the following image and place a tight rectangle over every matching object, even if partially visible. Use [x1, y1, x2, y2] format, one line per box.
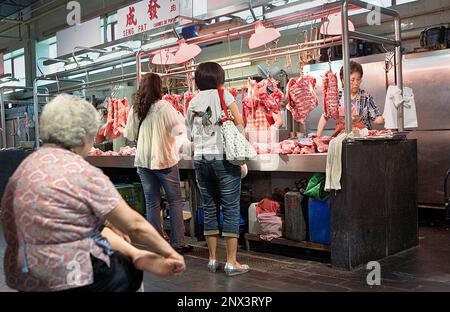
[248, 21, 281, 49]
[174, 39, 201, 64]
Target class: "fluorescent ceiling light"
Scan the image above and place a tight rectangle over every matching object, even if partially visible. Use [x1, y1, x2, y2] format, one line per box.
[96, 50, 132, 62]
[68, 73, 86, 79]
[141, 37, 178, 51]
[64, 62, 78, 70]
[265, 0, 324, 19]
[222, 61, 251, 70]
[89, 67, 114, 75]
[117, 61, 137, 68]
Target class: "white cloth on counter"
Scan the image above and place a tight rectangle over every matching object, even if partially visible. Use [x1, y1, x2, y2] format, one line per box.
[383, 85, 418, 129]
[325, 132, 349, 192]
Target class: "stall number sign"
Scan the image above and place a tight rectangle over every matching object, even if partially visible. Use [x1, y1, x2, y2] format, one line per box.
[117, 0, 179, 39]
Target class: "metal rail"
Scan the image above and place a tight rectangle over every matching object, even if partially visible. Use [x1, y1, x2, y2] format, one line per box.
[135, 2, 404, 135]
[0, 86, 49, 149]
[341, 0, 403, 133]
[31, 0, 403, 137]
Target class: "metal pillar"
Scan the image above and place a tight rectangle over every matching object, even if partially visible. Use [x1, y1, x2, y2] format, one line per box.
[33, 81, 40, 148]
[394, 15, 404, 132]
[0, 91, 6, 148]
[341, 0, 352, 134]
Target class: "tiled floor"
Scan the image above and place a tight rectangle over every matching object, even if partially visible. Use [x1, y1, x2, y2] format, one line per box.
[1, 223, 450, 292]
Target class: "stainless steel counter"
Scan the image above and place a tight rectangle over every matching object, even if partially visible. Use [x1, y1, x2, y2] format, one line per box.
[86, 154, 327, 172]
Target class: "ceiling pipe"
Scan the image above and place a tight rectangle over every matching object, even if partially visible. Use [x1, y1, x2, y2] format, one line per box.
[0, 3, 66, 36]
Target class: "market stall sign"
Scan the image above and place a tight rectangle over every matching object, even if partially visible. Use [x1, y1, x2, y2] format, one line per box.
[117, 0, 179, 40]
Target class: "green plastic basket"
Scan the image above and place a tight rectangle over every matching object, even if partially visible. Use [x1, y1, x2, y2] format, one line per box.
[115, 183, 145, 216]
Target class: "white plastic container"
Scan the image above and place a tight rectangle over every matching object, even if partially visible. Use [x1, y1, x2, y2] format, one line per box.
[248, 203, 261, 235]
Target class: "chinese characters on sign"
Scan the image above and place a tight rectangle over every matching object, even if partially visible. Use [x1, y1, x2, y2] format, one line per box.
[117, 0, 179, 40]
[148, 0, 161, 20]
[126, 7, 138, 26]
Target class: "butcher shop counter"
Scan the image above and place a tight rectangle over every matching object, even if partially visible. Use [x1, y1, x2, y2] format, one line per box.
[85, 154, 327, 172]
[87, 139, 418, 270]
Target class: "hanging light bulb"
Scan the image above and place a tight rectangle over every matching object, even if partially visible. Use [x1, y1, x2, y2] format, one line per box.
[320, 13, 355, 36]
[151, 49, 176, 65]
[174, 39, 201, 64]
[248, 21, 281, 49]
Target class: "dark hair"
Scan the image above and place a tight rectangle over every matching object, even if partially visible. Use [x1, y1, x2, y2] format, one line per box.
[195, 62, 225, 90]
[134, 73, 162, 121]
[340, 61, 364, 81]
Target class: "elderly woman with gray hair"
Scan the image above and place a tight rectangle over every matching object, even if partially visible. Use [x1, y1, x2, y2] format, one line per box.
[0, 94, 185, 292]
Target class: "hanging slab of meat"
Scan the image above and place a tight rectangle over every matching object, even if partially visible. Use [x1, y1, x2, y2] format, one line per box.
[286, 76, 318, 123]
[114, 98, 129, 136]
[244, 78, 284, 129]
[163, 94, 184, 116]
[323, 70, 339, 120]
[227, 87, 238, 100]
[100, 98, 114, 137]
[183, 91, 197, 112]
[97, 97, 130, 142]
[257, 78, 283, 113]
[113, 99, 119, 134]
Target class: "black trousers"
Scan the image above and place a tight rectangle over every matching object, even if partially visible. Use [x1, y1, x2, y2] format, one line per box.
[61, 252, 143, 292]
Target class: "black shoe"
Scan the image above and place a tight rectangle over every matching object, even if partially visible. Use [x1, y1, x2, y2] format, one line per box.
[174, 245, 194, 254]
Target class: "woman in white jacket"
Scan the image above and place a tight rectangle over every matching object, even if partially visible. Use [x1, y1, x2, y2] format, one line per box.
[125, 73, 193, 254]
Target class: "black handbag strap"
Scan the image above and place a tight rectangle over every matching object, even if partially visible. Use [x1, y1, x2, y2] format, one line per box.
[136, 117, 144, 141]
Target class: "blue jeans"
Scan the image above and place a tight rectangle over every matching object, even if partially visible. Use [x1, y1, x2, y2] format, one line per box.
[137, 166, 185, 247]
[194, 159, 241, 238]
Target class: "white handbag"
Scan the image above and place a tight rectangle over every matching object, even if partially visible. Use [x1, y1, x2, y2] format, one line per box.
[218, 88, 257, 166]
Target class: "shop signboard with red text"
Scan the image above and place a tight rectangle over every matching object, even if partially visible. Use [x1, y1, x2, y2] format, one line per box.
[117, 0, 179, 39]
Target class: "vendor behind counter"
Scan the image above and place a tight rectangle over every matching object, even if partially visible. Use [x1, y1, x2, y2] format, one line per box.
[315, 60, 385, 137]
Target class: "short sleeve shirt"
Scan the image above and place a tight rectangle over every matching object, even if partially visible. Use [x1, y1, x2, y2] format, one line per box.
[0, 146, 121, 291]
[186, 89, 235, 157]
[338, 89, 382, 130]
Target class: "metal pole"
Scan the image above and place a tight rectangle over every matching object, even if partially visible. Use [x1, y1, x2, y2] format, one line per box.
[136, 51, 144, 86]
[0, 91, 6, 148]
[394, 15, 404, 132]
[341, 0, 352, 134]
[33, 79, 40, 148]
[348, 30, 399, 47]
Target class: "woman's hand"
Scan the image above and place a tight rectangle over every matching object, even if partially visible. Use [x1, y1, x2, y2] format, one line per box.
[133, 250, 186, 277]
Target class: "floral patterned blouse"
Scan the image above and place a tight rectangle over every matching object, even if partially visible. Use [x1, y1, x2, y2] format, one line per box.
[0, 146, 121, 292]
